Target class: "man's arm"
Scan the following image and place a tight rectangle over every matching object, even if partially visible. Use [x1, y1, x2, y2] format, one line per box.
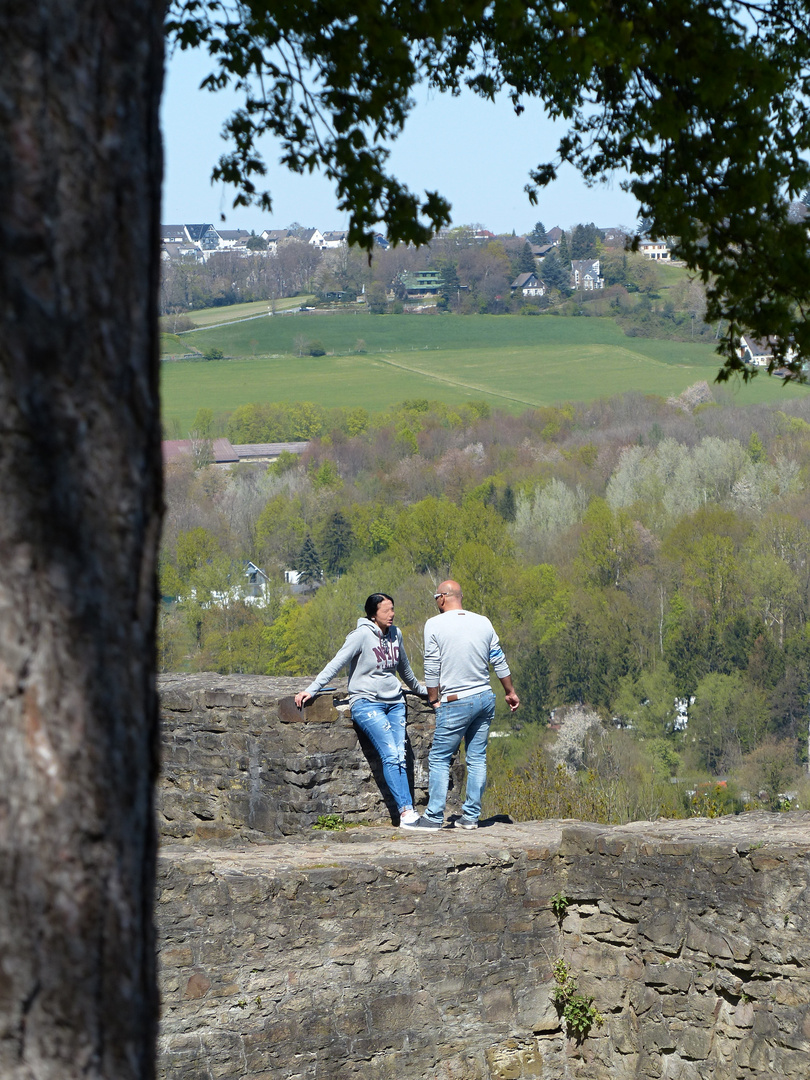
[424, 621, 441, 706]
[499, 674, 520, 713]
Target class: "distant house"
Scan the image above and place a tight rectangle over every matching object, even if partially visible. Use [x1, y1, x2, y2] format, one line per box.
[374, 233, 390, 250]
[160, 240, 203, 263]
[230, 442, 309, 463]
[162, 439, 308, 467]
[399, 269, 444, 296]
[571, 258, 604, 290]
[530, 243, 555, 261]
[737, 334, 799, 370]
[162, 438, 239, 466]
[261, 228, 292, 253]
[244, 561, 270, 598]
[602, 227, 628, 247]
[321, 230, 348, 248]
[217, 229, 252, 251]
[184, 223, 222, 251]
[638, 238, 671, 261]
[294, 227, 326, 248]
[546, 227, 564, 245]
[161, 224, 187, 245]
[160, 224, 209, 262]
[511, 272, 546, 297]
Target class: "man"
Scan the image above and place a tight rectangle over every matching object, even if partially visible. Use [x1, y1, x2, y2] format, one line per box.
[402, 580, 519, 831]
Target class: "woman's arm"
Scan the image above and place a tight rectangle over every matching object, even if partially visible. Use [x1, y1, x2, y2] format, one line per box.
[294, 630, 360, 707]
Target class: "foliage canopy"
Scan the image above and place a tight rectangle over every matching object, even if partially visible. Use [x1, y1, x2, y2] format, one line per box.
[167, 0, 810, 378]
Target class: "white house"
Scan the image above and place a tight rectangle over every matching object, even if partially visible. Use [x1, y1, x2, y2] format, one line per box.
[737, 334, 798, 369]
[571, 258, 604, 290]
[184, 223, 222, 251]
[297, 228, 326, 248]
[638, 238, 671, 261]
[511, 272, 546, 297]
[217, 229, 252, 251]
[261, 228, 292, 254]
[321, 230, 348, 248]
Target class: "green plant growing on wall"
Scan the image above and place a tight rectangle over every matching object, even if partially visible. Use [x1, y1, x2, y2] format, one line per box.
[550, 892, 570, 923]
[551, 958, 604, 1041]
[312, 813, 346, 831]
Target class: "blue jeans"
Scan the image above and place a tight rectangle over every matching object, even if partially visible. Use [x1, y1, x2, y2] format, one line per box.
[425, 690, 496, 823]
[350, 698, 413, 811]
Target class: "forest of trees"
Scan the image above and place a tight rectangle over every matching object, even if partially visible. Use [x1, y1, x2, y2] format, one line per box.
[160, 388, 810, 823]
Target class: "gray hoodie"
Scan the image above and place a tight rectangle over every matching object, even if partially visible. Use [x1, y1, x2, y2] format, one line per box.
[304, 618, 426, 705]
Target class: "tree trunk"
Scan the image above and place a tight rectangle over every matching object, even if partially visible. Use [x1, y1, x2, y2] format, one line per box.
[0, 1, 164, 1077]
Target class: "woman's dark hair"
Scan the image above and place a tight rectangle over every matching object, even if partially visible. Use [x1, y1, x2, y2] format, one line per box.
[365, 592, 394, 620]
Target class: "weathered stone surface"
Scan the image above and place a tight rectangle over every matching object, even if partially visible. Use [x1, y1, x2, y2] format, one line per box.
[158, 673, 462, 839]
[156, 814, 810, 1080]
[156, 677, 810, 1079]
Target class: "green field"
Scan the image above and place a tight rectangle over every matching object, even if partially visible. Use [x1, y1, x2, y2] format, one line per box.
[161, 310, 810, 434]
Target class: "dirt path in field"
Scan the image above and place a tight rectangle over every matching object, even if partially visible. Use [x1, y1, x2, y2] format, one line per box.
[372, 353, 543, 409]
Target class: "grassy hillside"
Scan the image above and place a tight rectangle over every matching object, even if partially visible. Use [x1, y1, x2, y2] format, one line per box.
[161, 311, 809, 434]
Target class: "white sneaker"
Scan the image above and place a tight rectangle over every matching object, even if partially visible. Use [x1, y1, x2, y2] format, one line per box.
[399, 808, 420, 827]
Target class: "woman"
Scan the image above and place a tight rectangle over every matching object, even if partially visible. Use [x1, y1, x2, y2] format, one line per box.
[294, 593, 425, 827]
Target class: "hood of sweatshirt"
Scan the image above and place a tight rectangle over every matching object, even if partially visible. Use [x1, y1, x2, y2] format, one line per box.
[355, 617, 393, 640]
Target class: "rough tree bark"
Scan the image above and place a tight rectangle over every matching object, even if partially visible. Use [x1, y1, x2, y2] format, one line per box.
[0, 1, 164, 1077]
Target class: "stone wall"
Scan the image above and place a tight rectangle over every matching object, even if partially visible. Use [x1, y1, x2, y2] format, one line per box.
[158, 673, 460, 840]
[156, 813, 810, 1080]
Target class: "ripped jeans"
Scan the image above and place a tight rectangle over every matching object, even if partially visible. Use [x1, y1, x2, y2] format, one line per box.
[350, 698, 413, 811]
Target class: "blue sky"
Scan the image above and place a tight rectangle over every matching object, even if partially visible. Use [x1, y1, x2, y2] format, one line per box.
[162, 46, 642, 236]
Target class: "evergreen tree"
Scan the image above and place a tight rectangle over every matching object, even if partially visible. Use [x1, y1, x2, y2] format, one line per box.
[570, 223, 600, 259]
[555, 613, 595, 705]
[557, 231, 571, 268]
[514, 648, 551, 723]
[321, 511, 354, 576]
[297, 533, 322, 585]
[518, 242, 536, 274]
[498, 485, 517, 522]
[540, 250, 570, 293]
[528, 221, 548, 245]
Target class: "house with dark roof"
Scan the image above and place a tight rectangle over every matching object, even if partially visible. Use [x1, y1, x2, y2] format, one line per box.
[184, 224, 222, 251]
[160, 241, 204, 263]
[161, 225, 187, 244]
[162, 439, 308, 467]
[738, 335, 773, 367]
[571, 258, 604, 290]
[291, 227, 325, 248]
[737, 334, 800, 371]
[217, 229, 252, 250]
[160, 225, 207, 262]
[511, 272, 546, 297]
[260, 228, 292, 252]
[530, 243, 555, 261]
[162, 438, 239, 466]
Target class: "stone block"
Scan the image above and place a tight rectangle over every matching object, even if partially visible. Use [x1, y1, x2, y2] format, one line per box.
[278, 694, 337, 723]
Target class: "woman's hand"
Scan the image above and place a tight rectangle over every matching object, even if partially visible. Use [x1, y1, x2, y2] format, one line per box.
[294, 691, 313, 709]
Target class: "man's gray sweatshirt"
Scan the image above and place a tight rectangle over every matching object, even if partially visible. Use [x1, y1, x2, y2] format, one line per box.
[423, 609, 510, 699]
[304, 618, 425, 705]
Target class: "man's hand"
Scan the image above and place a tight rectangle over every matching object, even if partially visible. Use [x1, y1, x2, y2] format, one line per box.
[504, 690, 520, 713]
[294, 691, 312, 709]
